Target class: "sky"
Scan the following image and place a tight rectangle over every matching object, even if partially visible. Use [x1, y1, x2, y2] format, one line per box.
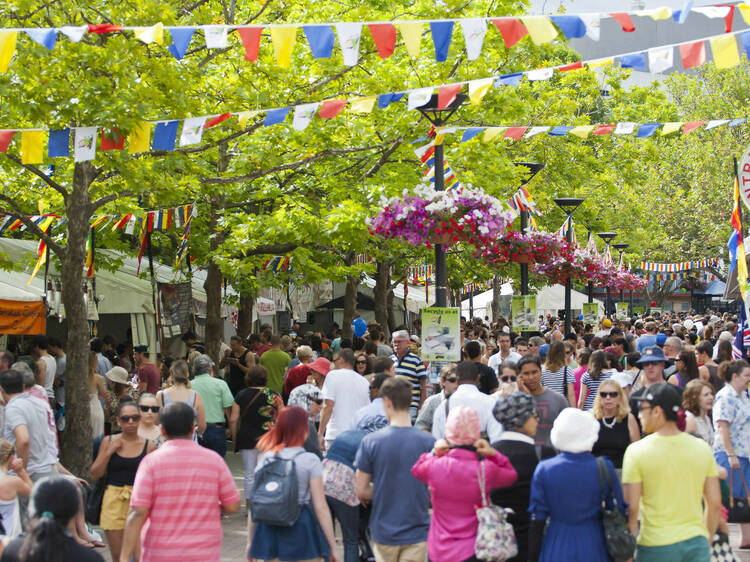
[528, 0, 701, 13]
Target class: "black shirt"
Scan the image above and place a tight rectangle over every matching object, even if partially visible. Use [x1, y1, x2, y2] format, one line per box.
[234, 387, 282, 451]
[2, 535, 104, 562]
[227, 349, 251, 397]
[592, 416, 630, 469]
[477, 363, 498, 394]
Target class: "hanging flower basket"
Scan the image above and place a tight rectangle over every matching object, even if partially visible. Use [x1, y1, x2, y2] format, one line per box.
[481, 230, 574, 266]
[367, 185, 514, 250]
[533, 249, 648, 290]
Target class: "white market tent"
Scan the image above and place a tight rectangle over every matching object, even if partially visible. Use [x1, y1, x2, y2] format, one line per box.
[361, 276, 433, 314]
[461, 284, 513, 318]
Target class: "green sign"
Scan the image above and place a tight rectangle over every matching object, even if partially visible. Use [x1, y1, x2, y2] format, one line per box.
[512, 295, 537, 331]
[633, 306, 644, 315]
[582, 302, 599, 325]
[421, 307, 461, 362]
[615, 302, 629, 320]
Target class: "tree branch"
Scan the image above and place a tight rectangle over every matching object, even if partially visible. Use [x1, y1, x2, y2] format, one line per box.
[0, 198, 64, 257]
[360, 138, 403, 181]
[90, 190, 134, 213]
[3, 154, 69, 199]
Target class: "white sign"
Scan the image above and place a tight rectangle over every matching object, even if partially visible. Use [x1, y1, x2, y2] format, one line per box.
[737, 143, 750, 212]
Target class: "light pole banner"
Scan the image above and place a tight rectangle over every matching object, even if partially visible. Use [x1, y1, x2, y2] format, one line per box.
[582, 302, 598, 325]
[615, 302, 629, 320]
[421, 307, 461, 362]
[512, 295, 536, 330]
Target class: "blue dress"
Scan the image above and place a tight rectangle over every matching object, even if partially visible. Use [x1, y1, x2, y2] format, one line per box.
[529, 452, 625, 562]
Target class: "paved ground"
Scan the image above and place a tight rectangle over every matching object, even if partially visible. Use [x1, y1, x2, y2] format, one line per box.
[97, 449, 750, 561]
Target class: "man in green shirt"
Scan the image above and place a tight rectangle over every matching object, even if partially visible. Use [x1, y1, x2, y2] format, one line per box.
[190, 354, 237, 458]
[258, 334, 291, 395]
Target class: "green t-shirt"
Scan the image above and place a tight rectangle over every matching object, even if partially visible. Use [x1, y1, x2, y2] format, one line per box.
[259, 349, 291, 395]
[622, 431, 718, 547]
[190, 373, 234, 423]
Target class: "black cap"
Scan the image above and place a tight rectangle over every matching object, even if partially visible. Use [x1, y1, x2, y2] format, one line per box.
[133, 344, 148, 353]
[634, 382, 681, 420]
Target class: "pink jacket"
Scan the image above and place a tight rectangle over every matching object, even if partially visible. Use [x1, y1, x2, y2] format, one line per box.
[411, 448, 517, 562]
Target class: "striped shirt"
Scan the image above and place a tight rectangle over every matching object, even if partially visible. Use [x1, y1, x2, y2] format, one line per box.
[580, 370, 614, 410]
[541, 365, 572, 400]
[130, 439, 240, 561]
[390, 352, 426, 408]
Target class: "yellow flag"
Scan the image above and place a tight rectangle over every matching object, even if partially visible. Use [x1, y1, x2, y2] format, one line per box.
[588, 58, 613, 68]
[568, 125, 595, 139]
[710, 35, 740, 69]
[434, 133, 446, 146]
[128, 122, 151, 154]
[0, 31, 17, 73]
[482, 127, 505, 142]
[237, 111, 260, 128]
[660, 122, 684, 136]
[740, 4, 750, 25]
[270, 27, 297, 68]
[397, 22, 422, 57]
[349, 97, 376, 114]
[636, 7, 672, 20]
[21, 131, 44, 164]
[134, 22, 164, 45]
[519, 16, 557, 45]
[37, 199, 46, 215]
[468, 78, 493, 105]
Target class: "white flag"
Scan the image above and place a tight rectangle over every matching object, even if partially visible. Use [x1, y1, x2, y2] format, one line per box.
[179, 117, 208, 146]
[124, 215, 137, 235]
[74, 127, 97, 162]
[648, 47, 674, 73]
[293, 103, 320, 131]
[59, 26, 87, 42]
[461, 19, 487, 61]
[692, 6, 732, 19]
[526, 68, 554, 81]
[706, 119, 730, 130]
[408, 87, 433, 110]
[525, 126, 551, 138]
[614, 122, 636, 135]
[580, 14, 600, 41]
[335, 23, 363, 66]
[204, 25, 228, 49]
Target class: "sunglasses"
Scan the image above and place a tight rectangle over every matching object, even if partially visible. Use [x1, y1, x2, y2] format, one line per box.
[119, 414, 141, 423]
[599, 391, 619, 398]
[445, 377, 458, 383]
[356, 360, 368, 365]
[501, 375, 517, 383]
[139, 405, 160, 413]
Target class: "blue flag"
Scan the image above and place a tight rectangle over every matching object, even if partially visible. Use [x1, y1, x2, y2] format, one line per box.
[48, 129, 70, 158]
[152, 121, 179, 151]
[303, 26, 335, 59]
[167, 28, 195, 60]
[732, 299, 750, 359]
[430, 21, 454, 62]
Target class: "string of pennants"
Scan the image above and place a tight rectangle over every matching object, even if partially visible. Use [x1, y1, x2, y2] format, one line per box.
[644, 272, 720, 282]
[506, 186, 541, 218]
[2, 4, 748, 72]
[3, 25, 750, 164]
[640, 258, 720, 272]
[463, 279, 494, 294]
[261, 256, 292, 272]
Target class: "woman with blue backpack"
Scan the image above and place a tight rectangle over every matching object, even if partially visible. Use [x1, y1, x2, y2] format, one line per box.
[247, 406, 339, 562]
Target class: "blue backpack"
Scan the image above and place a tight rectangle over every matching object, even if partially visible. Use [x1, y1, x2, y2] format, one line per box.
[250, 451, 304, 527]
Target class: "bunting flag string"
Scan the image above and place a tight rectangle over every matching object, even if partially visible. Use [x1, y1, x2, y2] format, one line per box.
[409, 264, 434, 285]
[506, 186, 541, 218]
[644, 271, 719, 281]
[462, 279, 494, 294]
[261, 256, 293, 272]
[414, 141, 461, 189]
[556, 216, 577, 246]
[639, 258, 720, 272]
[1, 3, 748, 71]
[2, 27, 750, 162]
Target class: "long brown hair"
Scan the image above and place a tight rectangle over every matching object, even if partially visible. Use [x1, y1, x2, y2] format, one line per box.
[682, 379, 713, 416]
[544, 341, 567, 372]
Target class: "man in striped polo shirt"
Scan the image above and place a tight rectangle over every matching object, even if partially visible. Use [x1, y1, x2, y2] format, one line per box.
[390, 330, 426, 422]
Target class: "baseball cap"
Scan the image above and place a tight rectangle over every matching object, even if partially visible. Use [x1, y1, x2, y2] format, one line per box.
[635, 346, 667, 366]
[633, 382, 681, 420]
[602, 318, 612, 328]
[655, 333, 667, 346]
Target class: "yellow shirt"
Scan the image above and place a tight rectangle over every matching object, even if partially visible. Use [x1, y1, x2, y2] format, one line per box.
[622, 431, 718, 547]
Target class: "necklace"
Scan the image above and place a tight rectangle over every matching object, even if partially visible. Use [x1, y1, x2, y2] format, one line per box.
[602, 416, 617, 429]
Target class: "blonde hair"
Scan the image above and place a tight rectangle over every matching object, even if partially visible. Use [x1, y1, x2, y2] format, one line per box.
[0, 440, 14, 467]
[87, 352, 99, 387]
[296, 345, 313, 361]
[591, 379, 630, 422]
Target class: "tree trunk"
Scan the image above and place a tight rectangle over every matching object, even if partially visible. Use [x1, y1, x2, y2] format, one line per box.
[386, 288, 395, 333]
[60, 162, 94, 477]
[342, 275, 359, 340]
[236, 292, 254, 340]
[373, 260, 390, 337]
[492, 274, 501, 321]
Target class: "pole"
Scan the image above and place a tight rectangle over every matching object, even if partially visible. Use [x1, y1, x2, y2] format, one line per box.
[520, 210, 529, 295]
[146, 230, 164, 355]
[564, 214, 573, 335]
[434, 141, 448, 307]
[629, 289, 633, 315]
[469, 287, 474, 318]
[587, 282, 593, 303]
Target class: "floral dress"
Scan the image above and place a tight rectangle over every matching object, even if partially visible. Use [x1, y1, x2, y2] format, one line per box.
[234, 387, 283, 452]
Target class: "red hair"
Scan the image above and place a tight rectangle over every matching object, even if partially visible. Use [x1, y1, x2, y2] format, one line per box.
[256, 406, 309, 453]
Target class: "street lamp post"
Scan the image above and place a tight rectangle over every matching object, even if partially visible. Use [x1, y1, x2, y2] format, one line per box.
[515, 163, 545, 296]
[553, 197, 585, 335]
[597, 232, 618, 318]
[613, 243, 629, 318]
[586, 229, 595, 304]
[417, 94, 467, 307]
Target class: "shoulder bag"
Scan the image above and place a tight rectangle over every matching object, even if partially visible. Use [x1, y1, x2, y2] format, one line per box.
[595, 456, 636, 562]
[474, 458, 518, 561]
[727, 467, 750, 523]
[85, 436, 110, 525]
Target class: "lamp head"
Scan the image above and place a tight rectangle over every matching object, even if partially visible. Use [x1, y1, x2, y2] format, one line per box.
[417, 94, 468, 126]
[553, 197, 585, 214]
[612, 243, 629, 252]
[597, 231, 618, 243]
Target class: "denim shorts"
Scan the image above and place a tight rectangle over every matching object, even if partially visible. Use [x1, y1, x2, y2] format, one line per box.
[635, 535, 709, 562]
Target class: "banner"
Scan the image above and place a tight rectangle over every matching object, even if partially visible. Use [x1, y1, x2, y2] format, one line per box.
[159, 282, 193, 336]
[0, 299, 45, 335]
[582, 302, 598, 325]
[512, 295, 536, 330]
[615, 302, 629, 320]
[421, 307, 461, 362]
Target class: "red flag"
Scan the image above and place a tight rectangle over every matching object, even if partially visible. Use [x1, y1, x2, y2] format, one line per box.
[610, 13, 635, 32]
[203, 113, 232, 129]
[491, 19, 528, 48]
[682, 121, 707, 135]
[101, 129, 124, 151]
[88, 24, 123, 34]
[559, 61, 583, 72]
[504, 127, 528, 140]
[237, 27, 263, 61]
[368, 24, 396, 59]
[114, 214, 132, 229]
[592, 124, 616, 135]
[679, 41, 706, 69]
[437, 84, 462, 110]
[319, 100, 347, 119]
[716, 4, 736, 33]
[0, 131, 15, 153]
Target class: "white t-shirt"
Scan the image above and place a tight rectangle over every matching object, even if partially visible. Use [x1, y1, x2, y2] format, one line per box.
[487, 350, 522, 374]
[321, 368, 370, 441]
[39, 355, 56, 401]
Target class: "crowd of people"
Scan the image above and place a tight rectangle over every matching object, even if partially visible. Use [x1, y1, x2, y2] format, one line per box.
[0, 309, 745, 560]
